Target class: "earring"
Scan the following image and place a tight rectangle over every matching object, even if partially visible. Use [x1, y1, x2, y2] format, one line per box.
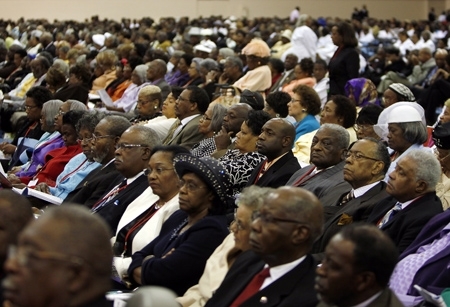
[302, 109, 306, 112]
[276, 113, 280, 118]
[154, 105, 158, 110]
[258, 62, 261, 65]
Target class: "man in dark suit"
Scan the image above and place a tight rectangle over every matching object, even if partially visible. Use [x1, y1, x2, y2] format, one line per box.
[92, 125, 161, 234]
[163, 86, 208, 149]
[316, 224, 404, 307]
[367, 149, 443, 253]
[40, 32, 56, 58]
[147, 59, 170, 100]
[246, 118, 300, 188]
[269, 53, 298, 93]
[3, 206, 113, 307]
[205, 186, 323, 307]
[286, 124, 351, 206]
[64, 115, 131, 208]
[389, 209, 450, 306]
[312, 138, 391, 255]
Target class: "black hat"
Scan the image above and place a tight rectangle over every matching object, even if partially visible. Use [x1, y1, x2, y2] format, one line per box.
[240, 90, 264, 110]
[174, 154, 233, 205]
[433, 122, 450, 149]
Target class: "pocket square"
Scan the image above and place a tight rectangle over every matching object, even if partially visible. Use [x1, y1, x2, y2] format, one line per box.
[337, 213, 353, 225]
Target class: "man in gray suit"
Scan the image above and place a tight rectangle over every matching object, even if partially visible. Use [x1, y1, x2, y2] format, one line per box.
[269, 53, 298, 93]
[286, 124, 351, 206]
[163, 86, 208, 149]
[147, 59, 171, 100]
[312, 138, 391, 255]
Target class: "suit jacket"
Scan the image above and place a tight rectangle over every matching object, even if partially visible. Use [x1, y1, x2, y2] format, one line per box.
[246, 151, 300, 188]
[153, 78, 171, 100]
[317, 288, 404, 307]
[328, 46, 360, 96]
[286, 161, 352, 207]
[64, 162, 121, 208]
[312, 182, 389, 254]
[94, 174, 149, 234]
[269, 70, 295, 93]
[165, 115, 205, 149]
[205, 251, 318, 307]
[398, 209, 450, 296]
[367, 192, 443, 253]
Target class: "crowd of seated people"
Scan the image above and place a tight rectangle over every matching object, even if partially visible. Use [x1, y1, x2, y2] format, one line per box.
[2, 11, 450, 307]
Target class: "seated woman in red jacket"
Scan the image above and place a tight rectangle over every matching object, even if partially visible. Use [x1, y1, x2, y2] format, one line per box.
[19, 110, 86, 186]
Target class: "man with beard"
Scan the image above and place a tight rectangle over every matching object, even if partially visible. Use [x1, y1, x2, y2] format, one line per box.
[64, 115, 130, 207]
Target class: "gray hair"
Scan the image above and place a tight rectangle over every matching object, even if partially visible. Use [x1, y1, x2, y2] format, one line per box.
[226, 56, 243, 71]
[103, 115, 131, 137]
[200, 59, 219, 72]
[397, 122, 428, 145]
[134, 64, 148, 83]
[237, 186, 274, 211]
[42, 99, 63, 128]
[66, 100, 88, 111]
[192, 57, 203, 72]
[219, 48, 235, 58]
[402, 149, 440, 189]
[319, 124, 350, 150]
[126, 125, 161, 148]
[210, 104, 227, 133]
[52, 59, 69, 77]
[76, 111, 105, 133]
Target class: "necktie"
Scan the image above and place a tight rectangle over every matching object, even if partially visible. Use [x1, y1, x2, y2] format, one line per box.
[378, 202, 402, 228]
[230, 267, 270, 307]
[163, 119, 181, 144]
[339, 191, 354, 206]
[91, 179, 127, 212]
[291, 167, 316, 187]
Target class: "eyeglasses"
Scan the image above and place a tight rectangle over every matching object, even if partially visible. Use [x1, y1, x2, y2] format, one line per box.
[115, 143, 149, 150]
[230, 219, 246, 232]
[354, 124, 372, 132]
[24, 105, 39, 110]
[179, 179, 207, 193]
[8, 245, 84, 267]
[290, 98, 302, 103]
[345, 150, 379, 162]
[77, 137, 94, 144]
[144, 167, 174, 176]
[92, 134, 115, 142]
[251, 211, 307, 225]
[58, 110, 66, 116]
[201, 115, 212, 121]
[176, 96, 191, 103]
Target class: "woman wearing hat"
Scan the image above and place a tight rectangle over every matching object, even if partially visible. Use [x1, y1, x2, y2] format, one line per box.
[270, 29, 292, 59]
[128, 154, 231, 296]
[344, 77, 380, 108]
[233, 39, 272, 94]
[382, 83, 416, 108]
[374, 102, 428, 178]
[433, 122, 450, 210]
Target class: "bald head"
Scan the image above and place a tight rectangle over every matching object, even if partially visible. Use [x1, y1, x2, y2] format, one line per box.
[257, 118, 296, 160]
[223, 103, 253, 135]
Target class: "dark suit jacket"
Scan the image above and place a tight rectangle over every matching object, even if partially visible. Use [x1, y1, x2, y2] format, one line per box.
[312, 182, 389, 254]
[93, 174, 149, 234]
[44, 42, 56, 58]
[153, 78, 171, 100]
[165, 115, 204, 149]
[398, 209, 450, 296]
[64, 162, 121, 208]
[328, 47, 360, 96]
[317, 288, 404, 307]
[53, 83, 89, 104]
[205, 251, 318, 307]
[246, 151, 300, 188]
[367, 192, 443, 253]
[269, 70, 295, 93]
[286, 161, 351, 207]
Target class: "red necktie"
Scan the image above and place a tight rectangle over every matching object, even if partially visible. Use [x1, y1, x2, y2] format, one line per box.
[230, 267, 270, 307]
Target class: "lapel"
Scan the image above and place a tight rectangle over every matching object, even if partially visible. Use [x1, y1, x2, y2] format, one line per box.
[380, 194, 428, 229]
[258, 151, 295, 183]
[298, 161, 345, 187]
[241, 255, 316, 307]
[168, 115, 201, 145]
[99, 175, 147, 210]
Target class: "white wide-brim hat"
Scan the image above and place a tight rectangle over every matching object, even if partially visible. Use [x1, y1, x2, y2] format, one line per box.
[373, 101, 426, 140]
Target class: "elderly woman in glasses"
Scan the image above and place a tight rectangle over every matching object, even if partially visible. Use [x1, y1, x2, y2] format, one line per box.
[128, 154, 231, 296]
[131, 85, 163, 125]
[112, 145, 190, 283]
[177, 186, 273, 307]
[191, 104, 227, 158]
